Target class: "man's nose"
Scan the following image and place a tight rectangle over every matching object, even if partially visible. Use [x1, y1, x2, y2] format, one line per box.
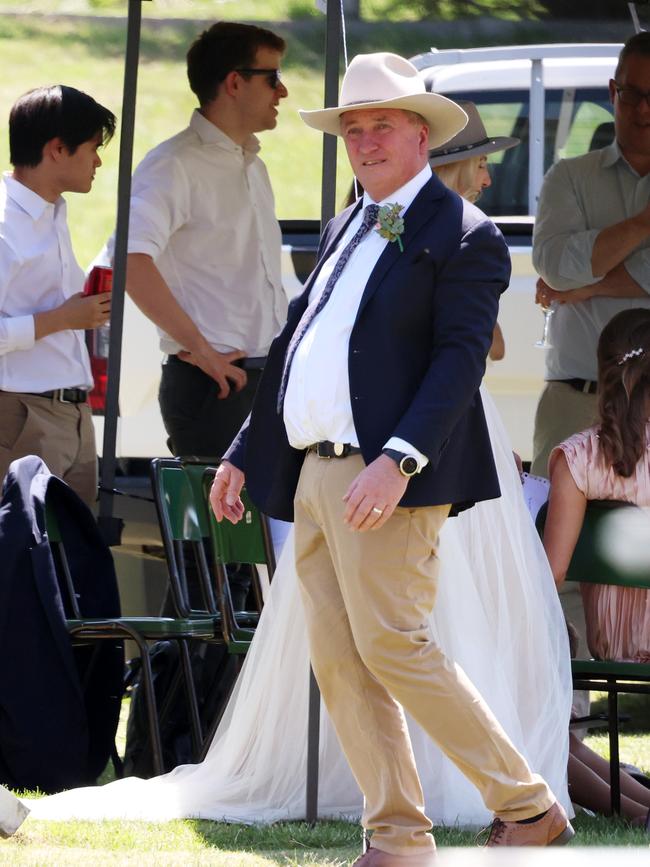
[358, 132, 378, 152]
[278, 81, 288, 98]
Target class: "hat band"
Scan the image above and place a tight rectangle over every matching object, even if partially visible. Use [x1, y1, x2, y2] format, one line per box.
[432, 137, 492, 158]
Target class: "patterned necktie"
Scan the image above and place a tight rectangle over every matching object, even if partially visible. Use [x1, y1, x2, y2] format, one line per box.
[276, 203, 380, 413]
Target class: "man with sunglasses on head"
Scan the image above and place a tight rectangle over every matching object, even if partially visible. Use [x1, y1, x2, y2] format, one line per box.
[532, 30, 650, 480]
[125, 22, 289, 463]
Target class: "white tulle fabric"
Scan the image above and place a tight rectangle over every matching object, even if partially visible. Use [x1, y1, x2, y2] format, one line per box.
[28, 387, 572, 825]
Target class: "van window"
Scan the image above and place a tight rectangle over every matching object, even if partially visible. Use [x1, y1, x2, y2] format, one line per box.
[451, 88, 613, 216]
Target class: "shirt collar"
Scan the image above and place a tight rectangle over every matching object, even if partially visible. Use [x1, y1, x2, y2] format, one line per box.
[189, 109, 261, 156]
[362, 163, 432, 213]
[601, 139, 650, 180]
[601, 139, 623, 169]
[2, 172, 61, 221]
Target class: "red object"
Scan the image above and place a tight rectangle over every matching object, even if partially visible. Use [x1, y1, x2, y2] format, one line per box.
[84, 266, 113, 413]
[83, 265, 113, 296]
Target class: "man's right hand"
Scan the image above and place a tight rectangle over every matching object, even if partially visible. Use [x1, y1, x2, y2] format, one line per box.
[177, 346, 247, 399]
[210, 460, 245, 524]
[34, 292, 111, 340]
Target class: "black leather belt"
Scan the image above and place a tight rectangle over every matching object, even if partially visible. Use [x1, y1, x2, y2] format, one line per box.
[309, 441, 362, 459]
[27, 388, 88, 404]
[557, 378, 598, 395]
[169, 354, 266, 371]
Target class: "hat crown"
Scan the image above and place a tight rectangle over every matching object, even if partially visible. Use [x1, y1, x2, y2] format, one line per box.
[431, 101, 489, 153]
[339, 52, 426, 109]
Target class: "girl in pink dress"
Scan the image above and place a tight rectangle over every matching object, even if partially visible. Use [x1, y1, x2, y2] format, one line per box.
[545, 307, 650, 823]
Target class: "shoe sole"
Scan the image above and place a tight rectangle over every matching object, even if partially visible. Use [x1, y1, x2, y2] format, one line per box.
[550, 823, 575, 846]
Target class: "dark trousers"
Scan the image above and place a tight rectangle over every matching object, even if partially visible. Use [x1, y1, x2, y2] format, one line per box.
[158, 355, 262, 611]
[158, 355, 262, 460]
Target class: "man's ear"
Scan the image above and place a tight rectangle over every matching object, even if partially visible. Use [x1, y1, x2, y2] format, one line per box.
[222, 70, 241, 98]
[418, 124, 430, 155]
[42, 137, 68, 164]
[609, 78, 617, 107]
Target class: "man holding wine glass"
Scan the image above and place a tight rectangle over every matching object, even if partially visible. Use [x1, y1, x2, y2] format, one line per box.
[531, 30, 650, 479]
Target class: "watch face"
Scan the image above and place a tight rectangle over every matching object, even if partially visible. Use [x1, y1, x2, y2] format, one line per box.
[400, 456, 419, 476]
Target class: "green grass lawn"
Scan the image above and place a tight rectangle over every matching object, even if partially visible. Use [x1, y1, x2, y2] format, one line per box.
[2, 693, 650, 863]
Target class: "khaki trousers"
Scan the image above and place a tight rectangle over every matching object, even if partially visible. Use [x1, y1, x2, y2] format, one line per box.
[531, 381, 598, 479]
[294, 453, 554, 856]
[0, 391, 97, 508]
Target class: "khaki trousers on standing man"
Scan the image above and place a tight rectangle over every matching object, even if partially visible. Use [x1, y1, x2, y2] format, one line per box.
[294, 453, 554, 856]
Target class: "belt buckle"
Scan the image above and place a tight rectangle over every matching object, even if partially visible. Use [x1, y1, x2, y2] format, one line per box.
[315, 442, 331, 459]
[57, 389, 72, 403]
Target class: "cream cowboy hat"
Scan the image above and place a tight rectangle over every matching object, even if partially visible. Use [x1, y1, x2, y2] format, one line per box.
[299, 52, 468, 149]
[428, 100, 519, 167]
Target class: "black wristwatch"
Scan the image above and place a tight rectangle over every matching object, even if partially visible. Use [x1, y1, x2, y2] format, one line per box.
[382, 448, 420, 478]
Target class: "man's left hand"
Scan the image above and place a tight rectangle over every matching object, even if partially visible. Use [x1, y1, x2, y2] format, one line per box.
[343, 454, 409, 532]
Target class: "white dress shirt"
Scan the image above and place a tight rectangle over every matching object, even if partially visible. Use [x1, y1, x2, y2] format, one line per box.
[126, 110, 287, 356]
[283, 164, 432, 467]
[533, 141, 650, 381]
[0, 174, 92, 392]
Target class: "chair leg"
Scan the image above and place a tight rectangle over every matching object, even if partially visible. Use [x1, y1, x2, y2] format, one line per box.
[608, 686, 621, 815]
[136, 639, 165, 776]
[178, 640, 204, 760]
[198, 652, 242, 761]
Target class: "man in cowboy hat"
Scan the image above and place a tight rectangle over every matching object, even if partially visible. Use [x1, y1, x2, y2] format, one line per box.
[211, 52, 572, 862]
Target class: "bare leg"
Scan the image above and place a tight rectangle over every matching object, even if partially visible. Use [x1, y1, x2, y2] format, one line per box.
[570, 734, 650, 808]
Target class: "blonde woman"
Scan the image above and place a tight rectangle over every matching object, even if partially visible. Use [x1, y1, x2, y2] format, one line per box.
[429, 101, 518, 360]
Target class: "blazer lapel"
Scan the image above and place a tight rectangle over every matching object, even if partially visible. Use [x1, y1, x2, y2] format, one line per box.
[356, 176, 447, 320]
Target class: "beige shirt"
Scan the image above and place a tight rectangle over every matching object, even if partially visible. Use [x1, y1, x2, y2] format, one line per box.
[0, 175, 92, 391]
[533, 141, 650, 381]
[127, 110, 287, 356]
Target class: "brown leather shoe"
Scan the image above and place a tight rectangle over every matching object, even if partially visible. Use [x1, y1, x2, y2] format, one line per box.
[352, 847, 436, 865]
[484, 801, 574, 846]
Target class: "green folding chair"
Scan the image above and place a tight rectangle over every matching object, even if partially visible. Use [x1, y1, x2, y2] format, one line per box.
[201, 466, 276, 653]
[539, 499, 650, 814]
[46, 496, 214, 777]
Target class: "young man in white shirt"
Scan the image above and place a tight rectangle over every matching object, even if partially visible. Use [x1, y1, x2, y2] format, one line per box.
[125, 21, 289, 462]
[0, 85, 115, 506]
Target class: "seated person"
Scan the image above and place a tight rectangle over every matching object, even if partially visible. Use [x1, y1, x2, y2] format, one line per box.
[544, 307, 650, 823]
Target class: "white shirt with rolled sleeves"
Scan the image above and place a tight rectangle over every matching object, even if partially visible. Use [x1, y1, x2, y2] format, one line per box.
[533, 141, 650, 382]
[126, 110, 287, 357]
[0, 174, 92, 392]
[283, 164, 432, 470]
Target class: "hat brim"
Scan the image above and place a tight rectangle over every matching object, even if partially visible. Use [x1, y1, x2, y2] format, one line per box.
[428, 135, 520, 167]
[299, 93, 468, 150]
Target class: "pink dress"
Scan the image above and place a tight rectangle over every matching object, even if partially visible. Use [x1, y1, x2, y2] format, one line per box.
[554, 426, 650, 663]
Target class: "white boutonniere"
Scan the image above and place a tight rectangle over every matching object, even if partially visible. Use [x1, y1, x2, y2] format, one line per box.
[375, 203, 405, 252]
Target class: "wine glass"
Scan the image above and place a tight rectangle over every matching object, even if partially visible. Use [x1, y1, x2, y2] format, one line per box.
[535, 303, 556, 349]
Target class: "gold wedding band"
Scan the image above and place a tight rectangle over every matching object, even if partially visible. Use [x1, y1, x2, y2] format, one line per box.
[372, 507, 383, 515]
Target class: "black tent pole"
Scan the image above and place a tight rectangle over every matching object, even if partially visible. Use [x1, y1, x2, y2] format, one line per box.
[305, 0, 343, 825]
[98, 0, 146, 544]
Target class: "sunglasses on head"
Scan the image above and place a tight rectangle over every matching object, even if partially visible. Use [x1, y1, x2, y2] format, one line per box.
[236, 68, 283, 90]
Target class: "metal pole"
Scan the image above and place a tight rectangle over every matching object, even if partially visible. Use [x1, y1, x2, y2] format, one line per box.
[306, 0, 343, 825]
[98, 0, 146, 544]
[528, 58, 544, 218]
[628, 2, 643, 33]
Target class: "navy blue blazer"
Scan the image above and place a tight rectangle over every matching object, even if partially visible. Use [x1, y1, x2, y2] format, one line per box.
[0, 456, 123, 793]
[226, 175, 510, 522]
